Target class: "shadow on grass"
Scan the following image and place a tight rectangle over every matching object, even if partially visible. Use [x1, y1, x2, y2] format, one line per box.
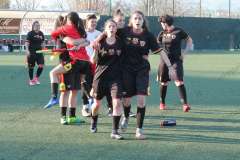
[0, 64, 240, 107]
[147, 132, 240, 144]
[148, 68, 240, 108]
[146, 115, 240, 124]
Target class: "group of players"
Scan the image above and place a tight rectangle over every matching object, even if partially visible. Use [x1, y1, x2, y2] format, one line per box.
[25, 9, 193, 140]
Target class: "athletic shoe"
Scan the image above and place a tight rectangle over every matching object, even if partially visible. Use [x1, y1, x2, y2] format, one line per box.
[159, 103, 167, 110]
[29, 79, 36, 86]
[60, 116, 67, 125]
[129, 111, 136, 118]
[43, 97, 59, 109]
[67, 116, 85, 124]
[120, 117, 129, 132]
[90, 121, 97, 133]
[107, 108, 113, 117]
[183, 104, 191, 112]
[135, 128, 145, 140]
[34, 77, 40, 85]
[82, 107, 91, 117]
[88, 97, 94, 107]
[110, 133, 124, 140]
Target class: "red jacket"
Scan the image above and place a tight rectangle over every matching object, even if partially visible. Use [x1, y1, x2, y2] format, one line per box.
[51, 24, 90, 62]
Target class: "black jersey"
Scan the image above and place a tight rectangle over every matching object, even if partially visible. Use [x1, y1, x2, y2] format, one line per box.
[157, 27, 189, 62]
[26, 30, 45, 53]
[94, 37, 124, 81]
[117, 27, 159, 71]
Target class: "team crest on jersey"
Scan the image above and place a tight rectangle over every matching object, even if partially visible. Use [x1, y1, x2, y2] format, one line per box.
[164, 33, 176, 40]
[108, 49, 115, 55]
[140, 41, 146, 47]
[171, 35, 176, 39]
[34, 35, 43, 39]
[126, 37, 132, 44]
[100, 48, 107, 55]
[132, 38, 139, 45]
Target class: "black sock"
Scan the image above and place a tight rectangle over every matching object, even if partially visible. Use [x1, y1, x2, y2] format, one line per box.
[81, 81, 92, 98]
[36, 67, 43, 77]
[160, 85, 167, 104]
[136, 107, 146, 129]
[178, 85, 187, 104]
[106, 94, 113, 110]
[123, 105, 131, 118]
[28, 68, 34, 80]
[51, 83, 58, 98]
[112, 116, 121, 133]
[61, 107, 67, 117]
[82, 93, 89, 105]
[69, 108, 76, 117]
[91, 115, 98, 128]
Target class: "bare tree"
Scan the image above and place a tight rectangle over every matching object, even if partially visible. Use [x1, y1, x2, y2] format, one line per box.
[112, 0, 134, 16]
[0, 0, 10, 9]
[135, 0, 200, 17]
[65, 0, 108, 14]
[12, 0, 41, 10]
[55, 0, 66, 11]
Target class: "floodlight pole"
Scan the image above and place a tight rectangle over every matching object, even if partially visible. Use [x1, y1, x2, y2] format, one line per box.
[19, 11, 29, 54]
[200, 0, 202, 17]
[229, 0, 231, 18]
[147, 0, 150, 16]
[173, 0, 175, 16]
[109, 0, 112, 15]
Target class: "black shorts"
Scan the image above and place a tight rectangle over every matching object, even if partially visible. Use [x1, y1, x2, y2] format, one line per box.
[158, 59, 184, 82]
[27, 53, 44, 68]
[64, 60, 92, 90]
[92, 79, 122, 100]
[59, 71, 74, 91]
[59, 51, 71, 64]
[122, 66, 150, 97]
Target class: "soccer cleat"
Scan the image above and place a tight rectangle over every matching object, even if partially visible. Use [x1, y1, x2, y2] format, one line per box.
[43, 97, 59, 109]
[135, 128, 145, 140]
[129, 111, 136, 118]
[60, 116, 67, 125]
[34, 77, 40, 85]
[90, 122, 97, 133]
[88, 97, 94, 107]
[183, 104, 191, 112]
[29, 79, 36, 86]
[67, 116, 85, 124]
[120, 117, 129, 132]
[90, 126, 97, 133]
[107, 108, 113, 117]
[159, 103, 167, 110]
[110, 133, 124, 140]
[82, 107, 91, 117]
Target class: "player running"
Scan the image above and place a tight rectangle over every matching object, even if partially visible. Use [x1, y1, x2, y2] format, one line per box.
[90, 19, 124, 140]
[118, 11, 175, 139]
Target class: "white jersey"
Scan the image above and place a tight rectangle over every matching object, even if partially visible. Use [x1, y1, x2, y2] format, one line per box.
[86, 30, 102, 59]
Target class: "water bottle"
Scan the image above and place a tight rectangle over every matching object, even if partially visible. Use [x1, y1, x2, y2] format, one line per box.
[160, 119, 176, 127]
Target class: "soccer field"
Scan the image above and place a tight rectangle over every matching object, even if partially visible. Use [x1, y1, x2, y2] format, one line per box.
[0, 52, 240, 160]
